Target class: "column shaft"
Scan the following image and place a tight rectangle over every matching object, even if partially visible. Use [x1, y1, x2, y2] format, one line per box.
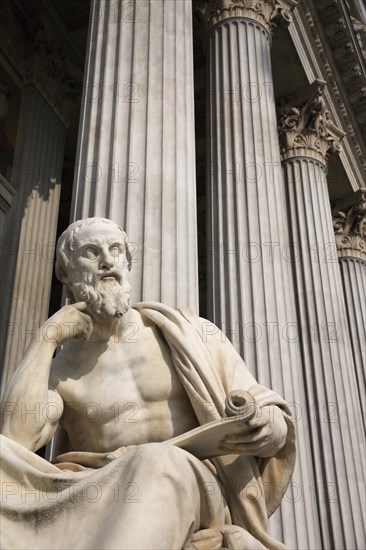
[71, 0, 198, 309]
[207, 18, 295, 378]
[205, 15, 321, 549]
[283, 157, 365, 549]
[1, 85, 65, 390]
[333, 192, 366, 429]
[338, 257, 366, 423]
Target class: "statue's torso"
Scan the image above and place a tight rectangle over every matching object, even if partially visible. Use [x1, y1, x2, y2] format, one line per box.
[50, 311, 199, 452]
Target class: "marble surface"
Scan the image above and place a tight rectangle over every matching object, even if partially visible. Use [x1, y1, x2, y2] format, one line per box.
[71, 0, 198, 310]
[283, 157, 365, 548]
[0, 217, 296, 549]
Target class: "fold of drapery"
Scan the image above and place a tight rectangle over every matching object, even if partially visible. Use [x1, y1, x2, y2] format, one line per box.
[1, 303, 295, 549]
[134, 303, 296, 549]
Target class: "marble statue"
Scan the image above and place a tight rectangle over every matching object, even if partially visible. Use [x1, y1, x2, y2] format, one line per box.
[1, 217, 296, 550]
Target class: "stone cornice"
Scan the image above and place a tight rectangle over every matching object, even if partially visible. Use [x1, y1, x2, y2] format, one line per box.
[297, 1, 366, 176]
[277, 79, 345, 164]
[332, 190, 366, 261]
[315, 0, 366, 138]
[194, 0, 297, 35]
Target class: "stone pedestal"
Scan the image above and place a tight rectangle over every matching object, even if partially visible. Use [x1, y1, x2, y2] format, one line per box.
[199, 2, 322, 548]
[0, 85, 65, 390]
[278, 82, 365, 549]
[333, 191, 366, 425]
[71, 0, 198, 309]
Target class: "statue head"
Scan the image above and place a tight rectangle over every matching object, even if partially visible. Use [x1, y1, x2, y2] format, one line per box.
[56, 217, 132, 320]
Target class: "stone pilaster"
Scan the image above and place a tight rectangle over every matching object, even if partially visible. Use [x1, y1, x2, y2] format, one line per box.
[199, 2, 322, 548]
[278, 82, 365, 549]
[332, 191, 366, 425]
[71, 0, 198, 309]
[0, 85, 66, 391]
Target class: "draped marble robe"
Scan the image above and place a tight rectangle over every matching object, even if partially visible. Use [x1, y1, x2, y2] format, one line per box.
[0, 303, 296, 549]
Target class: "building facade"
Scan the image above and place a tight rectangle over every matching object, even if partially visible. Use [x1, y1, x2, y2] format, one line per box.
[0, 0, 365, 548]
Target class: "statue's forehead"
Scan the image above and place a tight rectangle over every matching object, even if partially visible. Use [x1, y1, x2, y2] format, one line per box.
[72, 222, 122, 245]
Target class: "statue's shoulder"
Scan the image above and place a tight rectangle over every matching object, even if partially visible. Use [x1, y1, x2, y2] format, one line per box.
[134, 301, 199, 325]
[177, 306, 200, 323]
[133, 301, 218, 335]
[178, 308, 221, 336]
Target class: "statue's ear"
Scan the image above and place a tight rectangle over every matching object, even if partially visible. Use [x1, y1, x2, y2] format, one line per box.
[125, 236, 133, 271]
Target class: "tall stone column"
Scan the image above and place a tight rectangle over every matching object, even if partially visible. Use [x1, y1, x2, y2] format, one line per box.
[278, 81, 365, 549]
[0, 24, 76, 391]
[0, 85, 66, 391]
[200, 0, 299, 371]
[71, 0, 198, 309]
[333, 191, 366, 425]
[198, 2, 322, 548]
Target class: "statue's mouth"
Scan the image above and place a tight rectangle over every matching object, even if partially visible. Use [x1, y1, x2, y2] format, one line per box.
[99, 272, 121, 283]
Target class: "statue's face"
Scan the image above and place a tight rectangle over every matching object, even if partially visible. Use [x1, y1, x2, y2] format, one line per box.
[71, 221, 128, 281]
[66, 220, 131, 319]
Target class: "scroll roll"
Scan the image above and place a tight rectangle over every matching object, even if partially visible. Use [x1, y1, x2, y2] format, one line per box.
[225, 390, 257, 422]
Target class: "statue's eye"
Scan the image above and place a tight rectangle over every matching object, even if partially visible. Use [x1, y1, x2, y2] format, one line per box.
[83, 246, 98, 259]
[109, 243, 122, 258]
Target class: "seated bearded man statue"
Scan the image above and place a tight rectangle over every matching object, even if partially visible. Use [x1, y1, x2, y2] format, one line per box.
[1, 217, 296, 550]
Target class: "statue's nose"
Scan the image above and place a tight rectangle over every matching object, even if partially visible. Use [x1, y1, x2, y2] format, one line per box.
[99, 250, 115, 269]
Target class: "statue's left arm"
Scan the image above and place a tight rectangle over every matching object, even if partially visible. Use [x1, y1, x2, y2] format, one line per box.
[197, 317, 289, 458]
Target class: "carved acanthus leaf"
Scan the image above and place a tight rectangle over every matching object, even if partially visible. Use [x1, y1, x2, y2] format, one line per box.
[277, 80, 345, 164]
[332, 191, 366, 261]
[194, 0, 297, 34]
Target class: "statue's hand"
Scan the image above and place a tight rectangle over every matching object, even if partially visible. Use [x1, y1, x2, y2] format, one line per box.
[42, 302, 94, 347]
[221, 405, 287, 457]
[106, 445, 136, 461]
[93, 446, 136, 467]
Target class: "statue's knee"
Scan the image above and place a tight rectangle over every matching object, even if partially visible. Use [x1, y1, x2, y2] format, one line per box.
[134, 443, 191, 471]
[134, 442, 164, 459]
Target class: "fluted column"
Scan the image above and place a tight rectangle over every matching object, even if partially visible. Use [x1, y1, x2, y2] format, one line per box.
[71, 0, 198, 309]
[201, 0, 299, 370]
[333, 191, 366, 424]
[0, 21, 77, 391]
[199, 2, 322, 548]
[278, 82, 365, 549]
[0, 85, 66, 391]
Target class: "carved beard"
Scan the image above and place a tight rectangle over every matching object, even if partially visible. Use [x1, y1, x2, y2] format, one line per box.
[69, 270, 131, 320]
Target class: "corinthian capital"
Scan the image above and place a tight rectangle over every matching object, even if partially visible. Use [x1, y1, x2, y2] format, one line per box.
[195, 0, 297, 34]
[277, 80, 345, 164]
[332, 191, 366, 261]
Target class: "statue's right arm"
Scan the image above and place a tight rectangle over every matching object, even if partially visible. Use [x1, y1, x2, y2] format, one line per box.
[0, 302, 93, 452]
